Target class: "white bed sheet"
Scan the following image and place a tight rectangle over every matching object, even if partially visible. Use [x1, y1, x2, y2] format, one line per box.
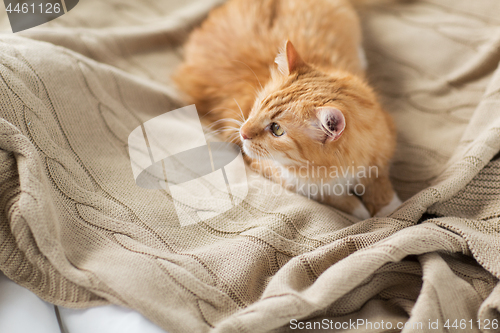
[0, 273, 60, 333]
[0, 273, 168, 333]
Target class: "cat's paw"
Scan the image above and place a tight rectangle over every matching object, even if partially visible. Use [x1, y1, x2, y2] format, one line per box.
[352, 203, 371, 220]
[375, 193, 402, 217]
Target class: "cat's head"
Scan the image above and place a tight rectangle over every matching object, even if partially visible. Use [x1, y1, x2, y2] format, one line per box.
[240, 41, 379, 168]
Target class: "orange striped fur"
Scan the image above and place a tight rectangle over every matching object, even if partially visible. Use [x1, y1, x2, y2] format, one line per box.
[174, 0, 398, 218]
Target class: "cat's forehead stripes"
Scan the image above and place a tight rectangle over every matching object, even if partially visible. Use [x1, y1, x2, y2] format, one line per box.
[270, 108, 286, 120]
[261, 92, 292, 109]
[260, 76, 346, 120]
[260, 99, 293, 120]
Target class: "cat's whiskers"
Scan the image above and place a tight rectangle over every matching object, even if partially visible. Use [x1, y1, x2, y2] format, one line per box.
[219, 76, 262, 99]
[204, 126, 240, 141]
[230, 59, 264, 91]
[226, 132, 242, 145]
[233, 98, 246, 123]
[199, 107, 229, 120]
[205, 117, 243, 127]
[204, 118, 242, 135]
[201, 107, 246, 124]
[205, 124, 240, 133]
[249, 144, 277, 165]
[204, 121, 242, 133]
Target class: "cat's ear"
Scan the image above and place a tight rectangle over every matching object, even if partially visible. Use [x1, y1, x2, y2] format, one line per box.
[314, 107, 346, 142]
[275, 40, 307, 75]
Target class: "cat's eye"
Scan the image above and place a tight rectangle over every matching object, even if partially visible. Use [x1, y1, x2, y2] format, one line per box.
[270, 123, 284, 137]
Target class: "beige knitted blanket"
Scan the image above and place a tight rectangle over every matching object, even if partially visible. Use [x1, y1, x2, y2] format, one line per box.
[1, 0, 500, 332]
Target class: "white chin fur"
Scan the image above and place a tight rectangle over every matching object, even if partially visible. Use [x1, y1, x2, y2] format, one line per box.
[352, 203, 371, 220]
[241, 142, 255, 158]
[375, 193, 403, 217]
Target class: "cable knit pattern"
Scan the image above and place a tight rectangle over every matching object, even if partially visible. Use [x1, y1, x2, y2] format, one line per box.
[0, 0, 499, 332]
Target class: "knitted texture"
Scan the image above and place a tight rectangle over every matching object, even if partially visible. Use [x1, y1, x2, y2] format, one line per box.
[0, 0, 499, 332]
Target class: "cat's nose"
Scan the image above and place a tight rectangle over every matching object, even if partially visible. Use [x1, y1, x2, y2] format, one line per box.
[240, 126, 252, 140]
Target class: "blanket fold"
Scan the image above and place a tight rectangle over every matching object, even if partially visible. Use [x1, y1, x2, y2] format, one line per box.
[0, 0, 499, 332]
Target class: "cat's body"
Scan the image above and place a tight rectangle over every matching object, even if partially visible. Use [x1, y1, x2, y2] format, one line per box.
[174, 0, 401, 218]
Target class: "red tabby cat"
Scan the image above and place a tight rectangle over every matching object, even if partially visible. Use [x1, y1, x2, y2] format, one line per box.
[174, 0, 401, 219]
